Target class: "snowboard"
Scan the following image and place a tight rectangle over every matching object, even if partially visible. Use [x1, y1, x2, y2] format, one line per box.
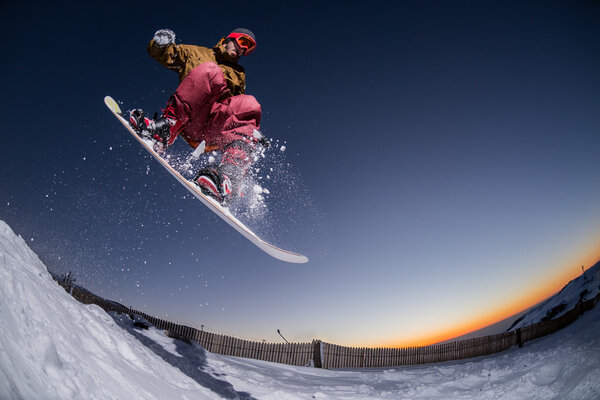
[104, 96, 308, 264]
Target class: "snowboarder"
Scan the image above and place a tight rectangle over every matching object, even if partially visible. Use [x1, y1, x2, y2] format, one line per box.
[129, 28, 268, 204]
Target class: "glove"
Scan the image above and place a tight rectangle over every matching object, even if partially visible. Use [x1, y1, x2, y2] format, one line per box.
[153, 29, 176, 47]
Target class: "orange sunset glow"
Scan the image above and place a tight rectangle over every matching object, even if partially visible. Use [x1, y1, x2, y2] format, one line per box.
[384, 249, 600, 348]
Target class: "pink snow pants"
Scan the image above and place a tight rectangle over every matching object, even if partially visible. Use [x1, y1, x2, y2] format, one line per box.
[169, 62, 261, 150]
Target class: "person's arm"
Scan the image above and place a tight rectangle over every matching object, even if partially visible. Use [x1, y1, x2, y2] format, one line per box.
[147, 29, 186, 72]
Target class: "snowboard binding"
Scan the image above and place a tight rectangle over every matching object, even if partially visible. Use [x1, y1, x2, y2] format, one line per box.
[129, 109, 171, 148]
[193, 167, 233, 205]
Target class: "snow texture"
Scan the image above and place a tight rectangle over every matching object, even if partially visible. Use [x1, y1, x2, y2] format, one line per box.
[1, 219, 599, 399]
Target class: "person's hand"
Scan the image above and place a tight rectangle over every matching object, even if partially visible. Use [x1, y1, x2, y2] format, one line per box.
[153, 29, 176, 47]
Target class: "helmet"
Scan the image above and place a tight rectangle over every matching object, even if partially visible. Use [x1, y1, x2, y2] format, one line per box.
[226, 28, 257, 56]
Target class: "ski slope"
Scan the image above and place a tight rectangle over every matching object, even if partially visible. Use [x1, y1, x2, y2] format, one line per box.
[1, 219, 599, 399]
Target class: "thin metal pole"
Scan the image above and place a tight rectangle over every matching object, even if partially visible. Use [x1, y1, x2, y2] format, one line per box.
[277, 329, 289, 344]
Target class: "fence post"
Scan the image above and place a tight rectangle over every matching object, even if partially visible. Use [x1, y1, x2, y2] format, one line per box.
[313, 340, 322, 368]
[516, 328, 522, 348]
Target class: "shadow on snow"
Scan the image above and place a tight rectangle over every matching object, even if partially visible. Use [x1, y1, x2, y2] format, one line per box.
[110, 313, 256, 400]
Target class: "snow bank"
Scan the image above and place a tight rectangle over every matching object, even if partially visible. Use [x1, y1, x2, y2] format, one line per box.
[0, 220, 220, 400]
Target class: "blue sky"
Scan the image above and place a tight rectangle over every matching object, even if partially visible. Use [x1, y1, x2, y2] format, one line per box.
[1, 1, 599, 346]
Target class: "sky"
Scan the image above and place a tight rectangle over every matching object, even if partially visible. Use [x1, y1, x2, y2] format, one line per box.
[1, 0, 599, 347]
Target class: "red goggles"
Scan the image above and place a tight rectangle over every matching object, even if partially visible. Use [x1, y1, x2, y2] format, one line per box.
[227, 32, 257, 56]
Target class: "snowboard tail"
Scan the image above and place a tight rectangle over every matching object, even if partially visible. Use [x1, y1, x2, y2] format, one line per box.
[104, 96, 308, 264]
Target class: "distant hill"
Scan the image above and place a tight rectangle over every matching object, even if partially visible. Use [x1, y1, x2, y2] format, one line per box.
[508, 261, 600, 331]
[438, 261, 600, 344]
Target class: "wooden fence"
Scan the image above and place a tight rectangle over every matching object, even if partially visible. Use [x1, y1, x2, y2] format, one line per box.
[320, 294, 599, 369]
[54, 277, 599, 369]
[59, 283, 316, 367]
[320, 330, 517, 369]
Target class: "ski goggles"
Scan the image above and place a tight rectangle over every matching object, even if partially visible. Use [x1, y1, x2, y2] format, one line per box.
[227, 32, 257, 56]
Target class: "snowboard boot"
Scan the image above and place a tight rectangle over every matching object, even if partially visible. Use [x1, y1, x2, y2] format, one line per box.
[194, 167, 233, 204]
[194, 141, 253, 205]
[129, 98, 180, 148]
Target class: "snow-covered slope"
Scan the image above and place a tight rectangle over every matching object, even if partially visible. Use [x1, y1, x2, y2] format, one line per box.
[1, 219, 600, 399]
[509, 261, 600, 330]
[0, 221, 220, 400]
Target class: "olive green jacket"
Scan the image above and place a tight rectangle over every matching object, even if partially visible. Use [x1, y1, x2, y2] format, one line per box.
[147, 38, 246, 97]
